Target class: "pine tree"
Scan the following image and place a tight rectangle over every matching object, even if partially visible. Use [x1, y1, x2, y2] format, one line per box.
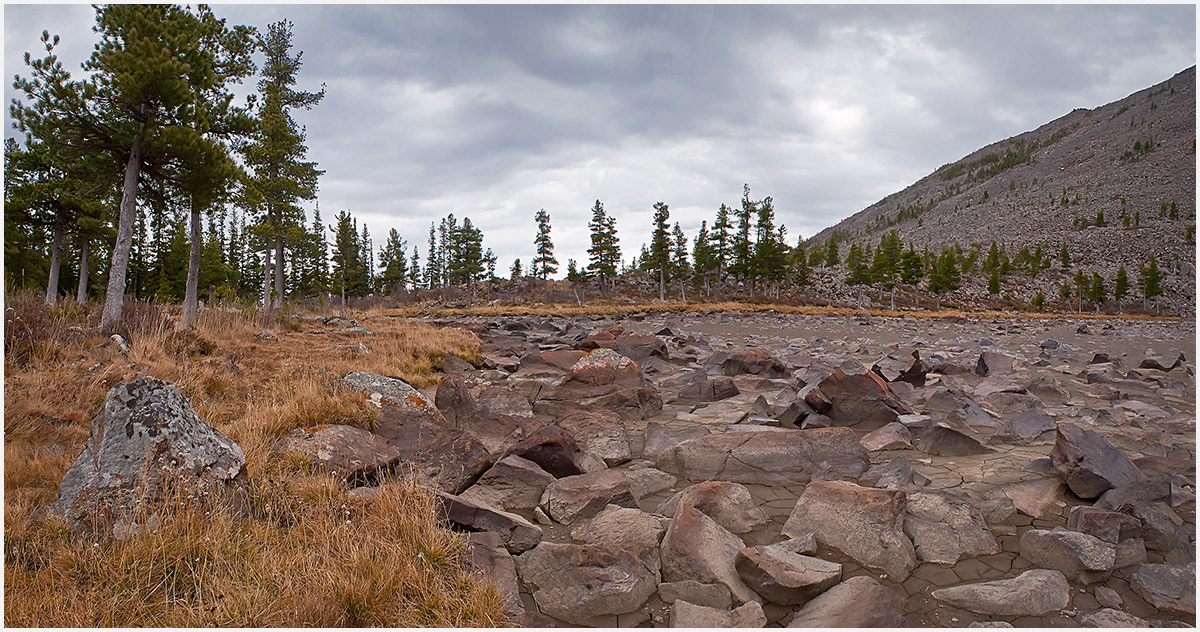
[988, 268, 1001, 295]
[648, 202, 671, 301]
[1139, 257, 1163, 313]
[378, 228, 408, 294]
[532, 208, 557, 301]
[330, 210, 363, 317]
[586, 199, 619, 297]
[1113, 266, 1129, 312]
[730, 185, 755, 287]
[1088, 272, 1106, 313]
[241, 19, 325, 310]
[789, 234, 811, 290]
[692, 220, 714, 297]
[927, 247, 960, 310]
[424, 223, 440, 291]
[1060, 243, 1071, 269]
[671, 222, 690, 300]
[899, 246, 924, 308]
[1073, 269, 1087, 313]
[711, 204, 732, 294]
[510, 258, 522, 281]
[408, 245, 421, 291]
[870, 230, 902, 308]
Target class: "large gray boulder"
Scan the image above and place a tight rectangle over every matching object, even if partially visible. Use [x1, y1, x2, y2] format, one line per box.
[1050, 423, 1148, 499]
[515, 542, 659, 625]
[555, 408, 631, 466]
[570, 504, 665, 555]
[904, 491, 1000, 565]
[781, 479, 916, 581]
[807, 370, 914, 431]
[53, 377, 247, 534]
[660, 505, 757, 604]
[930, 569, 1070, 616]
[533, 348, 663, 421]
[656, 481, 769, 535]
[787, 576, 905, 627]
[658, 428, 868, 485]
[1019, 528, 1116, 584]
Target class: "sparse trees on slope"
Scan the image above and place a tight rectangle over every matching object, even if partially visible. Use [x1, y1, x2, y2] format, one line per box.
[379, 228, 409, 295]
[710, 204, 732, 296]
[1088, 272, 1106, 313]
[927, 247, 960, 311]
[1114, 266, 1129, 312]
[1139, 257, 1163, 313]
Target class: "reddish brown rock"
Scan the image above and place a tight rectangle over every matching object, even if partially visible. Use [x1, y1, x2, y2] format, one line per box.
[722, 349, 788, 378]
[659, 428, 868, 485]
[813, 370, 914, 431]
[1050, 423, 1148, 499]
[871, 347, 927, 387]
[787, 576, 905, 627]
[270, 424, 400, 484]
[506, 425, 591, 478]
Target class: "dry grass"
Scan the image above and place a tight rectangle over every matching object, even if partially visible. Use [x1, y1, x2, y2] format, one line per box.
[3, 294, 500, 627]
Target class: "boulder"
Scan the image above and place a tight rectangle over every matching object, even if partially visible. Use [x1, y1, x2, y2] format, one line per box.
[1019, 528, 1116, 583]
[660, 505, 757, 604]
[810, 370, 914, 431]
[982, 391, 1044, 415]
[993, 479, 1065, 520]
[671, 600, 767, 628]
[1049, 423, 1148, 499]
[975, 351, 1014, 376]
[860, 422, 913, 451]
[659, 428, 868, 485]
[1066, 506, 1142, 544]
[570, 504, 665, 554]
[535, 349, 663, 421]
[623, 464, 677, 499]
[989, 409, 1057, 446]
[270, 424, 400, 484]
[515, 542, 659, 625]
[1078, 608, 1150, 627]
[1131, 562, 1195, 615]
[1022, 376, 1070, 405]
[431, 491, 543, 553]
[871, 347, 927, 386]
[465, 532, 525, 617]
[460, 455, 556, 512]
[722, 349, 788, 378]
[787, 576, 905, 627]
[924, 388, 997, 430]
[436, 375, 538, 455]
[541, 470, 637, 525]
[578, 331, 668, 362]
[903, 491, 1000, 565]
[781, 480, 916, 581]
[973, 375, 1025, 400]
[657, 481, 770, 535]
[505, 425, 591, 478]
[735, 546, 841, 606]
[1095, 482, 1188, 553]
[342, 371, 443, 421]
[914, 425, 992, 456]
[860, 456, 914, 490]
[518, 349, 586, 373]
[52, 377, 247, 533]
[642, 422, 710, 460]
[677, 376, 741, 403]
[371, 404, 493, 494]
[658, 581, 732, 609]
[930, 569, 1071, 616]
[555, 408, 631, 466]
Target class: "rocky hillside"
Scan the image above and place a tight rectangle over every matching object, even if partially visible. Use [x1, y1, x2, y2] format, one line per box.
[809, 66, 1196, 315]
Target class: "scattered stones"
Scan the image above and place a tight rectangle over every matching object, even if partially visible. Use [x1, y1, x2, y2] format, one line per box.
[515, 542, 659, 625]
[930, 569, 1071, 616]
[787, 575, 905, 627]
[53, 377, 247, 533]
[722, 349, 787, 378]
[659, 428, 869, 485]
[735, 545, 842, 606]
[1049, 423, 1149, 499]
[781, 479, 916, 581]
[872, 347, 927, 386]
[903, 491, 1000, 565]
[657, 481, 770, 534]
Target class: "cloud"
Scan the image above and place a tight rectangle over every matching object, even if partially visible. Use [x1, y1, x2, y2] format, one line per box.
[5, 4, 1194, 277]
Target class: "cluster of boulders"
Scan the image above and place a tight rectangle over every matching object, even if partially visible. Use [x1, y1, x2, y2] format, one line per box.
[49, 311, 1196, 627]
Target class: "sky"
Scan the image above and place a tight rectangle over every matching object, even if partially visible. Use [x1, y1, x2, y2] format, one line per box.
[4, 4, 1196, 278]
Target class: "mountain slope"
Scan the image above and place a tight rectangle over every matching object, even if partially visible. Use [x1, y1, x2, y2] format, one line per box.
[810, 66, 1196, 315]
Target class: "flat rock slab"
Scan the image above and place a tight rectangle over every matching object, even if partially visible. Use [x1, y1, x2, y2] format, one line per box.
[53, 376, 247, 531]
[658, 427, 868, 485]
[924, 388, 998, 431]
[1020, 528, 1116, 584]
[515, 542, 659, 625]
[541, 469, 637, 525]
[671, 600, 766, 628]
[781, 479, 916, 581]
[787, 575, 905, 627]
[993, 478, 1065, 520]
[989, 409, 1057, 446]
[1078, 608, 1150, 627]
[271, 424, 400, 483]
[644, 424, 721, 459]
[658, 581, 732, 609]
[660, 505, 757, 605]
[432, 491, 543, 554]
[931, 569, 1070, 616]
[1131, 562, 1196, 616]
[1050, 422, 1148, 499]
[915, 425, 992, 456]
[570, 504, 666, 554]
[656, 481, 769, 535]
[735, 546, 842, 606]
[904, 491, 1000, 565]
[860, 422, 913, 451]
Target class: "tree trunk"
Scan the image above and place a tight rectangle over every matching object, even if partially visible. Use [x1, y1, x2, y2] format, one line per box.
[262, 249, 272, 310]
[45, 207, 65, 306]
[273, 235, 285, 309]
[913, 285, 919, 309]
[100, 128, 145, 336]
[76, 239, 90, 303]
[340, 269, 347, 319]
[678, 279, 686, 302]
[890, 286, 896, 310]
[181, 198, 203, 328]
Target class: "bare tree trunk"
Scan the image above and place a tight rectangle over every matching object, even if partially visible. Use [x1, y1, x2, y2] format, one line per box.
[76, 239, 90, 303]
[273, 235, 285, 309]
[182, 199, 203, 328]
[890, 286, 896, 310]
[262, 249, 272, 310]
[678, 279, 686, 302]
[100, 128, 145, 335]
[659, 265, 665, 302]
[340, 269, 347, 319]
[913, 285, 919, 309]
[45, 207, 64, 306]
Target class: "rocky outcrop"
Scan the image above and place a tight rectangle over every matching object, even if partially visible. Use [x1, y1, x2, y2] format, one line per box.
[534, 348, 663, 420]
[53, 377, 247, 534]
[659, 428, 868, 485]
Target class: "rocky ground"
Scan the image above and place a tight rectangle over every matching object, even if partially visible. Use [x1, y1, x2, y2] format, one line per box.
[412, 310, 1195, 627]
[50, 309, 1196, 627]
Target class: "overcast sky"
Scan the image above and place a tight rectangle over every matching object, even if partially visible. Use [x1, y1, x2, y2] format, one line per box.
[5, 4, 1196, 277]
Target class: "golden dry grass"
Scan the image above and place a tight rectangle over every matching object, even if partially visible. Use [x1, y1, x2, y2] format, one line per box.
[3, 295, 501, 627]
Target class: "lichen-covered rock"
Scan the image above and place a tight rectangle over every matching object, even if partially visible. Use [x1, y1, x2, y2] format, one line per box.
[53, 377, 247, 534]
